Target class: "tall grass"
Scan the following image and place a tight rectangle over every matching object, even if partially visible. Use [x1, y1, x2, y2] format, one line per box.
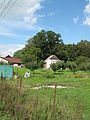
[0, 79, 84, 120]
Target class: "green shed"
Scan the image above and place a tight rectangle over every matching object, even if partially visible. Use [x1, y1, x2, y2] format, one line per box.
[0, 65, 13, 79]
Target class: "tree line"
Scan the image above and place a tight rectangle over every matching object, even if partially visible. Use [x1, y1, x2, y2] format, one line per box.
[13, 30, 90, 71]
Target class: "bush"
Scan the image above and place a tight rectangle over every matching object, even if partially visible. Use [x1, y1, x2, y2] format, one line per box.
[86, 62, 90, 71]
[74, 72, 85, 78]
[33, 68, 54, 78]
[33, 68, 42, 74]
[56, 61, 64, 70]
[50, 61, 65, 72]
[42, 69, 54, 78]
[66, 61, 77, 72]
[50, 63, 57, 72]
[77, 63, 87, 71]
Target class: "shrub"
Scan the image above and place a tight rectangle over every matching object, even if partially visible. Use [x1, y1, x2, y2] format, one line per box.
[33, 68, 42, 74]
[56, 61, 64, 70]
[86, 62, 90, 71]
[33, 68, 54, 78]
[42, 69, 54, 78]
[50, 63, 57, 72]
[66, 61, 77, 72]
[74, 72, 84, 78]
[41, 68, 48, 72]
[78, 63, 87, 71]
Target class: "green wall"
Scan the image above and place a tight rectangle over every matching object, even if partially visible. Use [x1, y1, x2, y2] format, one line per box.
[0, 65, 13, 79]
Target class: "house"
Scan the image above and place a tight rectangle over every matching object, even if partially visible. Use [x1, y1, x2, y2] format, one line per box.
[4, 57, 22, 67]
[0, 57, 8, 64]
[0, 55, 22, 67]
[5, 55, 12, 58]
[44, 55, 60, 69]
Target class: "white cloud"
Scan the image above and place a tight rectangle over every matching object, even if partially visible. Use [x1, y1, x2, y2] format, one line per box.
[0, 26, 29, 40]
[38, 14, 45, 18]
[73, 16, 79, 24]
[0, 44, 25, 57]
[83, 1, 90, 27]
[0, 0, 44, 31]
[0, 0, 44, 57]
[86, 0, 90, 2]
[84, 1, 90, 14]
[48, 12, 55, 16]
[83, 17, 90, 26]
[0, 27, 14, 37]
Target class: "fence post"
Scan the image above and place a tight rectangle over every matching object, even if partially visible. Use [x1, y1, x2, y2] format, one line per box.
[53, 85, 56, 114]
[19, 75, 22, 95]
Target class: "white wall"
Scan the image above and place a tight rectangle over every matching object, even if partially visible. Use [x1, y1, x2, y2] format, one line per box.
[13, 64, 21, 67]
[0, 58, 8, 64]
[46, 59, 59, 69]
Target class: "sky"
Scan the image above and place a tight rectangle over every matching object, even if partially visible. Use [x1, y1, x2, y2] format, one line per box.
[0, 0, 90, 56]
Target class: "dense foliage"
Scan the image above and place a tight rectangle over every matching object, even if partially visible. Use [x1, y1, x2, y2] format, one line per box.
[13, 30, 90, 70]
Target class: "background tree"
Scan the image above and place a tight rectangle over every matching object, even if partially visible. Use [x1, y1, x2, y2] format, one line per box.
[13, 29, 90, 71]
[77, 40, 90, 58]
[75, 56, 88, 65]
[66, 61, 77, 72]
[27, 30, 63, 60]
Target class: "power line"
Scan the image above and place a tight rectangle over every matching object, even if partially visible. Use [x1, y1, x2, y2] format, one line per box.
[0, 0, 6, 10]
[0, 0, 10, 18]
[0, 0, 13, 18]
[0, 0, 18, 20]
[1, 0, 18, 20]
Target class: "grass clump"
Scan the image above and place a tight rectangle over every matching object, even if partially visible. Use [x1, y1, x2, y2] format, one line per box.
[0, 79, 85, 120]
[41, 69, 54, 78]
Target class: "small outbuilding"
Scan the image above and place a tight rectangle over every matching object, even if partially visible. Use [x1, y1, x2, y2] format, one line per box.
[44, 55, 60, 69]
[0, 55, 22, 67]
[4, 57, 22, 67]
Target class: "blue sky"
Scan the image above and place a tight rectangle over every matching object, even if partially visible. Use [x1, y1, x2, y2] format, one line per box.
[0, 0, 90, 56]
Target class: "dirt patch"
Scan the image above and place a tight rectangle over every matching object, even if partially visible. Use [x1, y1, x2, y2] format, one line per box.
[30, 85, 68, 90]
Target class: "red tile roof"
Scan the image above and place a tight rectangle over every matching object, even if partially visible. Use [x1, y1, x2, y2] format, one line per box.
[4, 58, 21, 64]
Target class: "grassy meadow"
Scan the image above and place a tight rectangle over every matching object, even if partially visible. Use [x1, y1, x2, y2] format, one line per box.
[0, 67, 90, 120]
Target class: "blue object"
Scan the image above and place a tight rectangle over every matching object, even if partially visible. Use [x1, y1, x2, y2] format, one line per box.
[0, 65, 13, 79]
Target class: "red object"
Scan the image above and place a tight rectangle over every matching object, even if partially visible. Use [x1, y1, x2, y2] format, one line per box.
[4, 58, 21, 64]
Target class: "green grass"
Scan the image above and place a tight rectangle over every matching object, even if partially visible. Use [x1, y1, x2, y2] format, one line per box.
[1, 68, 90, 120]
[12, 69, 90, 88]
[14, 67, 31, 77]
